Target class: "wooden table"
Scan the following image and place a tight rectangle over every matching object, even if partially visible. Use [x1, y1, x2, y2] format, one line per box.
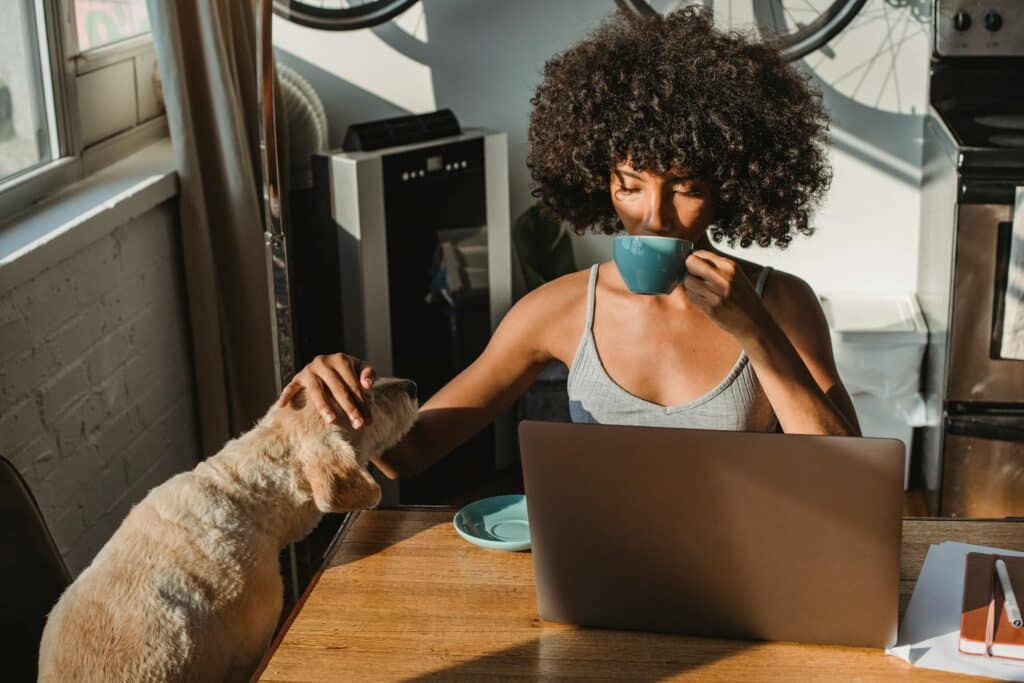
[256, 509, 1024, 681]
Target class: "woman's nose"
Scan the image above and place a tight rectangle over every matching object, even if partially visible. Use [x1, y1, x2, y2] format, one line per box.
[638, 189, 674, 234]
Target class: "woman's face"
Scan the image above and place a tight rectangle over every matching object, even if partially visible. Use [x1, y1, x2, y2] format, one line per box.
[609, 162, 718, 242]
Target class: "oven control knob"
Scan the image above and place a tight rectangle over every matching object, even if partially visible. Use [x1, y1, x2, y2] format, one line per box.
[953, 10, 972, 31]
[984, 11, 1003, 32]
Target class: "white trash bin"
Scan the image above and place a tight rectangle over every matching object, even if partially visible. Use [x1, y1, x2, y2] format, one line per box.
[819, 294, 928, 490]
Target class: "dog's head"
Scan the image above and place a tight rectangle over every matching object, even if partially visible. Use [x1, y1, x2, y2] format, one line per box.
[281, 377, 418, 512]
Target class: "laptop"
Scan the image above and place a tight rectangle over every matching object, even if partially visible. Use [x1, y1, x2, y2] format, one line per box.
[517, 420, 905, 648]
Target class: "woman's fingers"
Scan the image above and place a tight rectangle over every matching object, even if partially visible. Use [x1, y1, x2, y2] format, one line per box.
[684, 274, 714, 302]
[685, 252, 718, 280]
[690, 249, 731, 267]
[684, 259, 724, 290]
[685, 253, 763, 338]
[360, 365, 377, 390]
[280, 354, 378, 428]
[316, 368, 361, 427]
[690, 250, 740, 280]
[304, 375, 339, 426]
[277, 380, 300, 407]
[683, 273, 705, 292]
[686, 252, 731, 293]
[331, 358, 366, 406]
[326, 360, 367, 427]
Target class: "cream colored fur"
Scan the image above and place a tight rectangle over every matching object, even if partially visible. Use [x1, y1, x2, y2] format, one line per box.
[38, 378, 418, 683]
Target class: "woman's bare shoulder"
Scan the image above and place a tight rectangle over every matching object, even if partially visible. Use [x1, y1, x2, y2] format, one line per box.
[760, 267, 817, 305]
[514, 267, 590, 312]
[499, 267, 592, 361]
[758, 267, 827, 336]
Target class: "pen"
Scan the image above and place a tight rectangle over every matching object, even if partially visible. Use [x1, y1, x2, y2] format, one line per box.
[995, 559, 1023, 629]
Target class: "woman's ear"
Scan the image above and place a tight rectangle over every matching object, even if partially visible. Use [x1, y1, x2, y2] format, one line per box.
[299, 432, 382, 512]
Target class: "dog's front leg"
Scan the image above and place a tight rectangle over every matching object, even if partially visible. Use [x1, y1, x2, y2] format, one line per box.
[221, 554, 284, 682]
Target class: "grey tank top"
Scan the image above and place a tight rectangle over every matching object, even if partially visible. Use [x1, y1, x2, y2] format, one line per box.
[568, 264, 778, 432]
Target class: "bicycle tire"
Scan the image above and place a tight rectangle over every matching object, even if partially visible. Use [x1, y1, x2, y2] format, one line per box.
[613, 0, 868, 61]
[272, 0, 420, 31]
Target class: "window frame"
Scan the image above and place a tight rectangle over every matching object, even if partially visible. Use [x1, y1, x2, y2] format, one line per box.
[0, 0, 165, 222]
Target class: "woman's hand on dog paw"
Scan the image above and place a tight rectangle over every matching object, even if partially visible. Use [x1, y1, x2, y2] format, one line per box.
[277, 353, 377, 428]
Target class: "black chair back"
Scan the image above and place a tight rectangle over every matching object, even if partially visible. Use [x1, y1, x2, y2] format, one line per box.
[0, 456, 71, 682]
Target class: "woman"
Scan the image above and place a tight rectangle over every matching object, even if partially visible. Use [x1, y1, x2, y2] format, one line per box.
[276, 8, 860, 480]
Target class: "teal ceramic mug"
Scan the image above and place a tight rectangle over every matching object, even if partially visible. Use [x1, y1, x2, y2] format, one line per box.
[613, 235, 694, 295]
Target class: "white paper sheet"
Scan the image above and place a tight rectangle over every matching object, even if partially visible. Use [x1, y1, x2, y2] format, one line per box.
[886, 541, 1024, 680]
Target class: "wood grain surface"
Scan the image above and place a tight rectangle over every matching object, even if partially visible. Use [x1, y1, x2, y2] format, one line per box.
[256, 511, 1024, 682]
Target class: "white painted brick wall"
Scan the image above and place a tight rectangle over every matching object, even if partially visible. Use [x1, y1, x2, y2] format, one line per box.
[1, 202, 200, 574]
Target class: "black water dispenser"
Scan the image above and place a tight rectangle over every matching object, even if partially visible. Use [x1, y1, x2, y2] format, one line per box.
[305, 123, 512, 505]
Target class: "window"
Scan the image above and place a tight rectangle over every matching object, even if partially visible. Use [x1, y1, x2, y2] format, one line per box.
[75, 0, 151, 52]
[0, 0, 161, 221]
[0, 2, 59, 189]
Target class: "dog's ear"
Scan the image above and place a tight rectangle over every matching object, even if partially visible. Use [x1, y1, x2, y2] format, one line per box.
[299, 433, 382, 512]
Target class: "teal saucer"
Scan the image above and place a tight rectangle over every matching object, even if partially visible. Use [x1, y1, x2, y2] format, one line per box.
[453, 494, 530, 551]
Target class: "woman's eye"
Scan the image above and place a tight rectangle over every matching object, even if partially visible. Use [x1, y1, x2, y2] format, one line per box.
[674, 188, 701, 197]
[616, 186, 640, 195]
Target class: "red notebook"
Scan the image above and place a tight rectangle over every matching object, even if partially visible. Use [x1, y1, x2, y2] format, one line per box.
[960, 553, 1024, 661]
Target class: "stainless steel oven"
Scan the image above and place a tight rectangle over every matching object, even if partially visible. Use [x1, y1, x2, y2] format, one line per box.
[947, 201, 1023, 402]
[942, 413, 1024, 517]
[917, 1, 1024, 517]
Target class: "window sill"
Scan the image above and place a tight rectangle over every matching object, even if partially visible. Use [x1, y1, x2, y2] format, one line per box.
[0, 139, 177, 292]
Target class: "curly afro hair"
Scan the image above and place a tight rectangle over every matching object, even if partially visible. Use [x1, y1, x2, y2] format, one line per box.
[526, 7, 832, 248]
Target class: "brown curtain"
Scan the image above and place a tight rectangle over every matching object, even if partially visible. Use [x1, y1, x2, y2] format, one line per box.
[147, 0, 276, 456]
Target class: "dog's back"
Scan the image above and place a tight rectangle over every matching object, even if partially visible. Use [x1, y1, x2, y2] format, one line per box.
[38, 465, 285, 682]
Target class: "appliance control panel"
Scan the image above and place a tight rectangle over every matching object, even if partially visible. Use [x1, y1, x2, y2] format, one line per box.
[936, 0, 1024, 56]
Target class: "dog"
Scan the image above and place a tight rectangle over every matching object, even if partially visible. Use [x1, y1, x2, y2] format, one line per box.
[37, 377, 418, 682]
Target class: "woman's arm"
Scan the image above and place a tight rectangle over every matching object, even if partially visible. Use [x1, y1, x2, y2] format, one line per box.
[279, 277, 577, 480]
[684, 251, 859, 437]
[744, 272, 860, 436]
[371, 294, 554, 478]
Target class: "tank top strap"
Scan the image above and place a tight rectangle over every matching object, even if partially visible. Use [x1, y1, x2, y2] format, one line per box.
[754, 266, 773, 297]
[584, 264, 600, 331]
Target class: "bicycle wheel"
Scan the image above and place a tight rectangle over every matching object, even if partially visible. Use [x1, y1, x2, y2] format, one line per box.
[273, 0, 420, 31]
[614, 0, 868, 61]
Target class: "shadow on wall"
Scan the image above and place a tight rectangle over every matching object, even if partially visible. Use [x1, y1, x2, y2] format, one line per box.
[799, 0, 931, 188]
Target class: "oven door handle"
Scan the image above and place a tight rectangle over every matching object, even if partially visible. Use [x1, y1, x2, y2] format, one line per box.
[946, 417, 1024, 442]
